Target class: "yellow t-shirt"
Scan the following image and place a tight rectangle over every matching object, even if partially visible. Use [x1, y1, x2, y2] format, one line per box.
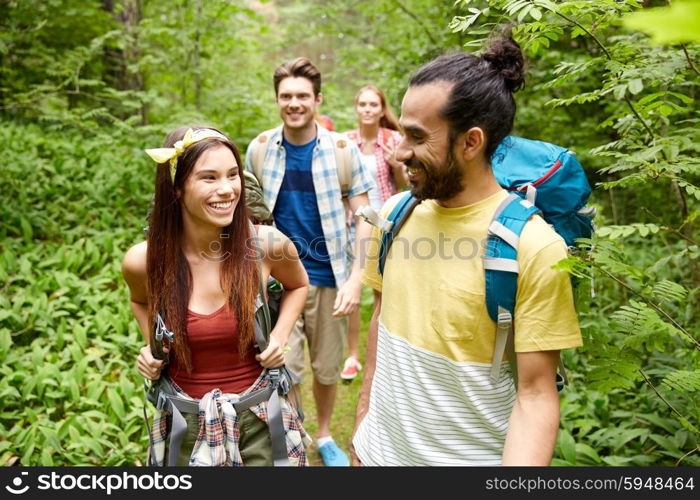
[353, 189, 582, 466]
[363, 189, 582, 359]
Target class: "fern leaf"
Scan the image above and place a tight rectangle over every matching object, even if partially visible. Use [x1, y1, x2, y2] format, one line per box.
[651, 280, 688, 305]
[661, 370, 700, 393]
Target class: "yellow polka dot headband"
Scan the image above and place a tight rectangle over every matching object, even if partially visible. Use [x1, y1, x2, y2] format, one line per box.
[145, 128, 227, 182]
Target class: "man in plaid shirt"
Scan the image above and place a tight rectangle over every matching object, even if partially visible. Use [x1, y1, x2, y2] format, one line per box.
[245, 57, 372, 466]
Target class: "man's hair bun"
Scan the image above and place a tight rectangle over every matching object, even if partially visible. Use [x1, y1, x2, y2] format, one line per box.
[482, 36, 525, 92]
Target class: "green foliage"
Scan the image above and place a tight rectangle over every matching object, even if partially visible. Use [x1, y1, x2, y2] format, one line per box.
[554, 388, 697, 466]
[2, 0, 699, 467]
[624, 0, 700, 44]
[300, 0, 465, 131]
[0, 122, 156, 465]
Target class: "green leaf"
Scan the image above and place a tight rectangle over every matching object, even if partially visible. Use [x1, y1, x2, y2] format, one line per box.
[80, 437, 104, 456]
[558, 430, 576, 464]
[652, 280, 688, 304]
[576, 443, 602, 464]
[610, 428, 650, 451]
[613, 85, 627, 100]
[602, 455, 635, 466]
[662, 370, 700, 393]
[21, 443, 35, 465]
[20, 218, 33, 241]
[517, 5, 532, 23]
[0, 329, 11, 360]
[636, 413, 679, 434]
[74, 324, 87, 349]
[40, 449, 54, 466]
[107, 388, 126, 419]
[628, 79, 643, 95]
[648, 434, 682, 455]
[57, 416, 77, 440]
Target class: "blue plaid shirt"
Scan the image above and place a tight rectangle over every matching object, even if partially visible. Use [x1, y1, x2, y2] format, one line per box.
[245, 124, 371, 288]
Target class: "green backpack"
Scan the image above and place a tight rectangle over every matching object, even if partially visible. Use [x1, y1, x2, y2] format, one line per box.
[243, 170, 274, 225]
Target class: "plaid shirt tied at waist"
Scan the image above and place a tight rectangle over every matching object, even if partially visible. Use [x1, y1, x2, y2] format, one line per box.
[148, 371, 310, 466]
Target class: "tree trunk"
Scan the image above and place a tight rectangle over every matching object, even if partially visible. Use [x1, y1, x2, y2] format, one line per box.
[102, 0, 146, 122]
[194, 0, 202, 110]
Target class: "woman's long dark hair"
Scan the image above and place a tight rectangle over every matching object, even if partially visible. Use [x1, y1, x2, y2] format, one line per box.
[146, 126, 258, 373]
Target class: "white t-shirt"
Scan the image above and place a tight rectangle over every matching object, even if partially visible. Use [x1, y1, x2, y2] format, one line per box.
[361, 152, 383, 212]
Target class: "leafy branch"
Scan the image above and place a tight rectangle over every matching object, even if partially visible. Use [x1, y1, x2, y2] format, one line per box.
[681, 44, 700, 76]
[639, 370, 697, 434]
[532, 0, 656, 141]
[518, 0, 692, 223]
[389, 0, 439, 45]
[641, 207, 699, 246]
[597, 266, 700, 350]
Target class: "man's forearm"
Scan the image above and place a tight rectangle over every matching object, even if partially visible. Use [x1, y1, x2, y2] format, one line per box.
[501, 391, 560, 465]
[354, 291, 381, 432]
[350, 217, 372, 279]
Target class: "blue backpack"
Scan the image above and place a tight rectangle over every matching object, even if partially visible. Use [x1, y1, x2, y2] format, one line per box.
[370, 136, 594, 390]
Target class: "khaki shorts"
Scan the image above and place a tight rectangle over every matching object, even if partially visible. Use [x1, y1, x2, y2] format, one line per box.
[285, 285, 347, 385]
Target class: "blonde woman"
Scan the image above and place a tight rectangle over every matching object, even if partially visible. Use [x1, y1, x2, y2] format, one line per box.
[342, 86, 407, 380]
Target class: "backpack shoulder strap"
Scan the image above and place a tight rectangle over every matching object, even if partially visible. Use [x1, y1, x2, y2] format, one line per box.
[248, 221, 272, 352]
[484, 194, 541, 384]
[330, 131, 352, 198]
[378, 192, 420, 276]
[251, 127, 280, 182]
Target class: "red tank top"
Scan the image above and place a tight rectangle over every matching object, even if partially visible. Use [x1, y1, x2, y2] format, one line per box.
[168, 304, 262, 399]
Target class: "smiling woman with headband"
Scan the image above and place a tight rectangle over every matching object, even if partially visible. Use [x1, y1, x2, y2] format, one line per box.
[121, 125, 310, 466]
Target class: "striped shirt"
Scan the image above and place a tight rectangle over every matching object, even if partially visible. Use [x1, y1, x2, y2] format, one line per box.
[354, 325, 515, 465]
[245, 124, 372, 288]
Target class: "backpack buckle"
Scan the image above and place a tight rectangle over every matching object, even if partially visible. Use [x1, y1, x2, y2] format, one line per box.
[556, 372, 566, 393]
[154, 314, 174, 342]
[267, 368, 281, 391]
[156, 391, 169, 412]
[497, 309, 513, 326]
[356, 205, 393, 232]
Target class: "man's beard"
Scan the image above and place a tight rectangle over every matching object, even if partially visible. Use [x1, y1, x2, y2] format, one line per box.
[408, 145, 464, 201]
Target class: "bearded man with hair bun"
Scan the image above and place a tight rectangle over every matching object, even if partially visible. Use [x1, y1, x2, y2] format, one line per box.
[352, 35, 583, 466]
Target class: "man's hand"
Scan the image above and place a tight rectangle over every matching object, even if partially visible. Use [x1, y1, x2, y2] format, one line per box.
[332, 276, 362, 317]
[256, 335, 286, 368]
[137, 345, 166, 380]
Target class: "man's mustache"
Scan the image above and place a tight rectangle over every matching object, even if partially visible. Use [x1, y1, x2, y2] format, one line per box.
[405, 158, 424, 169]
